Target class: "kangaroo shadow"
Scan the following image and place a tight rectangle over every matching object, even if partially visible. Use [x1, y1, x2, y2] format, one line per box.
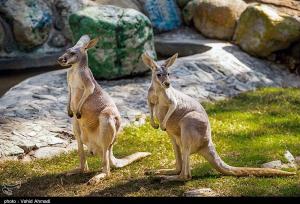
[8, 171, 95, 196]
[87, 177, 183, 197]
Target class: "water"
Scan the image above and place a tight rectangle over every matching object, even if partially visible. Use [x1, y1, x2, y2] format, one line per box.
[0, 67, 58, 97]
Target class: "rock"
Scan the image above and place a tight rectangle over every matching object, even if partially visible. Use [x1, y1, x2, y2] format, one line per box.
[33, 147, 67, 159]
[88, 0, 142, 11]
[184, 188, 218, 197]
[49, 33, 67, 48]
[234, 4, 300, 57]
[244, 0, 300, 17]
[21, 155, 32, 163]
[281, 163, 297, 170]
[32, 94, 57, 101]
[0, 0, 52, 50]
[69, 5, 156, 79]
[54, 0, 84, 40]
[66, 141, 78, 151]
[261, 160, 282, 169]
[142, 0, 182, 33]
[183, 0, 247, 40]
[284, 150, 295, 163]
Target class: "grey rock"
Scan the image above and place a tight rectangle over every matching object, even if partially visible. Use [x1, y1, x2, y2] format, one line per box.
[284, 150, 295, 163]
[33, 147, 67, 159]
[261, 160, 282, 169]
[32, 94, 57, 101]
[184, 188, 218, 197]
[49, 33, 67, 48]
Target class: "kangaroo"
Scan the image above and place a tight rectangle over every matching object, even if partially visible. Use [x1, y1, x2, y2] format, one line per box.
[142, 52, 296, 182]
[57, 35, 151, 185]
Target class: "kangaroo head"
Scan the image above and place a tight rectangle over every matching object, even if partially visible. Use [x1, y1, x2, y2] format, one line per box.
[142, 53, 178, 89]
[57, 35, 98, 67]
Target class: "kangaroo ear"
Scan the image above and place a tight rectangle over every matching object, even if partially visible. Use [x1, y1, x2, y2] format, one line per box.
[85, 37, 99, 50]
[141, 52, 157, 70]
[163, 53, 178, 68]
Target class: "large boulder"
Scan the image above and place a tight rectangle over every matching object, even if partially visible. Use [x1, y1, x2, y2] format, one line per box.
[0, 0, 52, 50]
[234, 4, 300, 57]
[183, 0, 247, 40]
[69, 5, 156, 79]
[141, 0, 182, 33]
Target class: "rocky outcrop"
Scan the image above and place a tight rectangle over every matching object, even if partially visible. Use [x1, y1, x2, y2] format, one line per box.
[69, 5, 156, 79]
[183, 0, 247, 40]
[234, 4, 300, 57]
[0, 0, 53, 50]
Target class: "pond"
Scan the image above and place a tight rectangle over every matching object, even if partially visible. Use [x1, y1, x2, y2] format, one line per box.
[0, 66, 58, 97]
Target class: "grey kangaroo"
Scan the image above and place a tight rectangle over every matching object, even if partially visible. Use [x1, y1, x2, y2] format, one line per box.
[57, 35, 150, 185]
[142, 52, 295, 182]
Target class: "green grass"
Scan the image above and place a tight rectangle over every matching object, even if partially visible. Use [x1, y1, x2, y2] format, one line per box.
[1, 87, 300, 196]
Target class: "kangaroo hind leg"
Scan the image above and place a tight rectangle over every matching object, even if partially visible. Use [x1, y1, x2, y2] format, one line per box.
[145, 136, 182, 176]
[87, 114, 115, 185]
[65, 119, 89, 176]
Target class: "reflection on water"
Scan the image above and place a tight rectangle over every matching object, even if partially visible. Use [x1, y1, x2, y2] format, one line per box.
[0, 67, 58, 97]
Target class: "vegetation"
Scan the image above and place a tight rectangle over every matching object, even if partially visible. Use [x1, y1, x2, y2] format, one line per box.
[1, 88, 300, 196]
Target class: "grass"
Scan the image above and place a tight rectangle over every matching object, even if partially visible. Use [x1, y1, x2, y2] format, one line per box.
[1, 87, 300, 196]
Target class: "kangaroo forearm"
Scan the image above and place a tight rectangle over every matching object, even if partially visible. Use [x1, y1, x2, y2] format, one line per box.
[77, 91, 91, 112]
[162, 103, 176, 126]
[148, 101, 155, 121]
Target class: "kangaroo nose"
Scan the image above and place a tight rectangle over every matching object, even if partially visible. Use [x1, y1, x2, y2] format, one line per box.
[164, 82, 170, 88]
[58, 57, 66, 63]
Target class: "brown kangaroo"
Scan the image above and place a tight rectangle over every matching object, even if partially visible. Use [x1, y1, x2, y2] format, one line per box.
[142, 52, 295, 182]
[57, 35, 151, 185]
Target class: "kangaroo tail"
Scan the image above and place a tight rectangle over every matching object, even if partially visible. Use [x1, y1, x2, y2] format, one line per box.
[200, 144, 296, 177]
[110, 149, 151, 168]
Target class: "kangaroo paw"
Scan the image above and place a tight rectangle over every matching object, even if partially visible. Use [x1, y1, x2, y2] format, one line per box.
[76, 111, 82, 119]
[68, 109, 73, 118]
[65, 167, 88, 176]
[150, 122, 159, 129]
[159, 175, 191, 183]
[87, 173, 107, 185]
[145, 168, 180, 176]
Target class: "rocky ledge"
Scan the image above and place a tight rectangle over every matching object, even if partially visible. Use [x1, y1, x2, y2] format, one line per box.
[1, 29, 300, 161]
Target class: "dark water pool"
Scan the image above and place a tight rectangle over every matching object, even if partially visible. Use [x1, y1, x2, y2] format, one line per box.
[0, 67, 58, 97]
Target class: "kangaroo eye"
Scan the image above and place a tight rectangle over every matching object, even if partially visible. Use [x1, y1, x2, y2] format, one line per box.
[157, 73, 161, 77]
[167, 73, 170, 76]
[70, 52, 76, 56]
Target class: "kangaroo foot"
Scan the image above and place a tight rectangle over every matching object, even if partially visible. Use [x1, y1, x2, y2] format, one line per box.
[145, 168, 180, 176]
[87, 173, 108, 185]
[65, 166, 89, 176]
[156, 175, 191, 183]
[150, 121, 159, 129]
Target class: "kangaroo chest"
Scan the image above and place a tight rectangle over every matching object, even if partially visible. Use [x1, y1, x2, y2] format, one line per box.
[68, 69, 85, 109]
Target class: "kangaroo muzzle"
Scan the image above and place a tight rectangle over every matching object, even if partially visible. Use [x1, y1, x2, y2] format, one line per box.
[163, 81, 170, 88]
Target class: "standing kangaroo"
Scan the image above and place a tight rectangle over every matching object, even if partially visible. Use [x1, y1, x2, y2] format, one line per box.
[57, 35, 150, 185]
[142, 52, 295, 182]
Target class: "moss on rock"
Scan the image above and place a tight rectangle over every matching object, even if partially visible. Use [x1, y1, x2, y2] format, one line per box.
[69, 5, 156, 79]
[234, 4, 300, 57]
